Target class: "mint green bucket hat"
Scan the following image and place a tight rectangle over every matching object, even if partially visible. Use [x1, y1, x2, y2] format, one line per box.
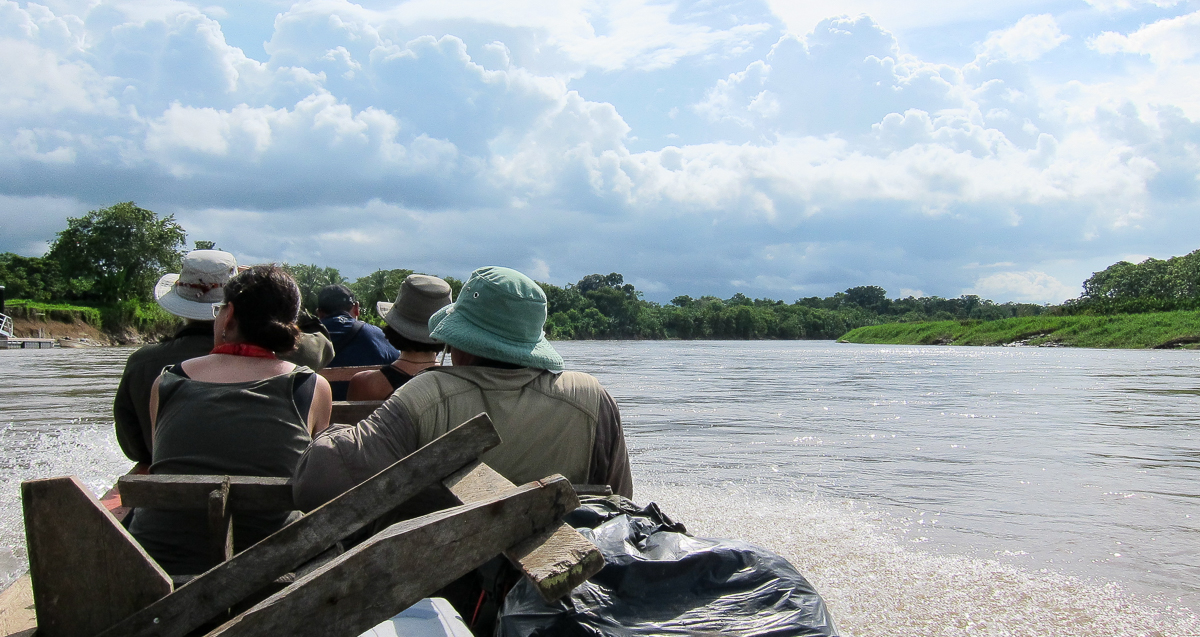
[428, 266, 563, 371]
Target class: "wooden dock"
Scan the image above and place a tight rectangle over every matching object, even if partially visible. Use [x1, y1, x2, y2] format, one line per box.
[2, 338, 56, 349]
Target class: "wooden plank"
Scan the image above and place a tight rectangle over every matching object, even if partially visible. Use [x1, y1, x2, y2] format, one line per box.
[317, 366, 378, 382]
[204, 476, 579, 637]
[444, 463, 605, 602]
[208, 478, 233, 564]
[100, 464, 149, 523]
[119, 475, 294, 512]
[330, 400, 383, 424]
[98, 413, 501, 637]
[0, 576, 36, 637]
[22, 477, 172, 637]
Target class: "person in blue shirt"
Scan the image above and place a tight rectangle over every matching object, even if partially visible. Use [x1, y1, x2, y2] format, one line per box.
[316, 285, 398, 399]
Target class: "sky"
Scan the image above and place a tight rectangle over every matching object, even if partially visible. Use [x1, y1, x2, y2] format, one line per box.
[1, 0, 1199, 304]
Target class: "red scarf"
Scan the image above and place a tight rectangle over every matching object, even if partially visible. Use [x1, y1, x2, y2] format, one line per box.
[211, 343, 277, 359]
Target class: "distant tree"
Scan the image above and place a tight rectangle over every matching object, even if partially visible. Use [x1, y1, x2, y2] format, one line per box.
[0, 254, 71, 301]
[46, 202, 187, 303]
[193, 240, 217, 250]
[350, 268, 413, 320]
[282, 263, 346, 313]
[541, 282, 590, 316]
[441, 276, 464, 299]
[725, 292, 753, 306]
[576, 273, 625, 294]
[844, 286, 889, 312]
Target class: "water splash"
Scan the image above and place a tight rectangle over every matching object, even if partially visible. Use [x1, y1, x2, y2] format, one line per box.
[640, 482, 1199, 637]
[0, 422, 130, 589]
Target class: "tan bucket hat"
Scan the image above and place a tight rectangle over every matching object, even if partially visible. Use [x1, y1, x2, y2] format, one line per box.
[153, 250, 238, 321]
[377, 274, 453, 344]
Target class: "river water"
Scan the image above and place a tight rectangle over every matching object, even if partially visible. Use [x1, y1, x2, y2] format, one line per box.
[1, 341, 1197, 636]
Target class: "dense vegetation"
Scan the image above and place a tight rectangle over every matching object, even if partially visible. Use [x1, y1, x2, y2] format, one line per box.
[840, 312, 1200, 349]
[275, 268, 1047, 340]
[3, 201, 1198, 345]
[840, 250, 1200, 347]
[1062, 249, 1200, 315]
[1, 203, 187, 333]
[537, 275, 1047, 340]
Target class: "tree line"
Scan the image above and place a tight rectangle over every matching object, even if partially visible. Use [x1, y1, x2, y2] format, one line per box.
[2, 202, 1196, 340]
[1062, 249, 1200, 315]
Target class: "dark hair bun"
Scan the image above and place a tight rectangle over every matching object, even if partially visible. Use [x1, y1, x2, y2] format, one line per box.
[252, 319, 301, 353]
[224, 265, 302, 353]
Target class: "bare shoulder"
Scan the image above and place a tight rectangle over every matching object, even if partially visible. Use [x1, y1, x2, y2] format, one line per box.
[347, 369, 390, 401]
[181, 355, 297, 382]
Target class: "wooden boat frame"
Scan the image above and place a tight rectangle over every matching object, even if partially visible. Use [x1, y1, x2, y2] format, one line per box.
[1, 413, 605, 637]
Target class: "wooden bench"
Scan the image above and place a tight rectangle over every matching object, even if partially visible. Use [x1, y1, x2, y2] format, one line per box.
[316, 366, 378, 383]
[330, 400, 384, 424]
[17, 413, 604, 637]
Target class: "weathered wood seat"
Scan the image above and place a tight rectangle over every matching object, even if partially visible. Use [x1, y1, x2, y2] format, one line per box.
[17, 413, 606, 637]
[317, 366, 378, 383]
[330, 400, 384, 424]
[119, 469, 607, 601]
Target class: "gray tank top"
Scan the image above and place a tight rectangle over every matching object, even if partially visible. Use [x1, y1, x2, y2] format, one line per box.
[129, 365, 314, 575]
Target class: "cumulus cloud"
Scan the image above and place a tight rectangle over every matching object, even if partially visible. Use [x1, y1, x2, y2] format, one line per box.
[979, 14, 1068, 63]
[1089, 10, 1200, 65]
[966, 271, 1079, 304]
[1084, 0, 1181, 12]
[1, 0, 1199, 303]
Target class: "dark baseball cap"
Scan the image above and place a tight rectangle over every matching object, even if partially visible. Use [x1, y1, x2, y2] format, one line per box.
[317, 284, 357, 314]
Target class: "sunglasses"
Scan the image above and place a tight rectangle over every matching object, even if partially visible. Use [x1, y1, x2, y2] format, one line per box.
[211, 301, 228, 318]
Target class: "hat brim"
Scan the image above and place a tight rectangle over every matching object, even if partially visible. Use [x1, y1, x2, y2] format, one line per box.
[384, 304, 440, 344]
[154, 274, 219, 321]
[429, 305, 562, 371]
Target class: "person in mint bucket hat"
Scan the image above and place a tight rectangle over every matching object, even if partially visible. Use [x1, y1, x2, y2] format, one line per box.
[427, 266, 564, 371]
[294, 264, 632, 511]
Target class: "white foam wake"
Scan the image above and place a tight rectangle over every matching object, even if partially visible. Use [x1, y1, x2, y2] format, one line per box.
[640, 482, 1200, 637]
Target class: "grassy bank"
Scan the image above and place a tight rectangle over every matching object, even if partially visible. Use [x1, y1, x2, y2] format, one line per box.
[4, 298, 179, 342]
[3, 299, 103, 327]
[838, 311, 1200, 349]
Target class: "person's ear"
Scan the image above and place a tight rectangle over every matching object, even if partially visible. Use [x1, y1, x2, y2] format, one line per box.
[215, 301, 237, 345]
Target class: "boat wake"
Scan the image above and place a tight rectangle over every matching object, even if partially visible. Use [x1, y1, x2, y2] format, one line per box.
[1, 423, 1196, 637]
[640, 482, 1200, 637]
[0, 423, 130, 590]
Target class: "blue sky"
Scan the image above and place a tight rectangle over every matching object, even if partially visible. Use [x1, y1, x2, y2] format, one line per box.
[2, 0, 1198, 303]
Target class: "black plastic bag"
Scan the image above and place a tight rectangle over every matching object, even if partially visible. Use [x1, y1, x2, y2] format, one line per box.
[498, 496, 838, 637]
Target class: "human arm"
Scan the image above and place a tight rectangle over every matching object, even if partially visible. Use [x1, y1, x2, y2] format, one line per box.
[292, 396, 421, 512]
[307, 375, 333, 435]
[113, 364, 153, 465]
[588, 390, 633, 499]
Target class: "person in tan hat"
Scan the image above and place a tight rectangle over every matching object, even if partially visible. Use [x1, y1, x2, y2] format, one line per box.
[293, 266, 633, 511]
[346, 274, 453, 401]
[114, 250, 334, 466]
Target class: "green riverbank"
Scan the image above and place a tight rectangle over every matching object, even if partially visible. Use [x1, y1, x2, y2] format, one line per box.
[3, 299, 178, 343]
[838, 311, 1200, 349]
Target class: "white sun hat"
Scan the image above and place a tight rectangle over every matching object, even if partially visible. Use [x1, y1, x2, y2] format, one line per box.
[154, 250, 238, 321]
